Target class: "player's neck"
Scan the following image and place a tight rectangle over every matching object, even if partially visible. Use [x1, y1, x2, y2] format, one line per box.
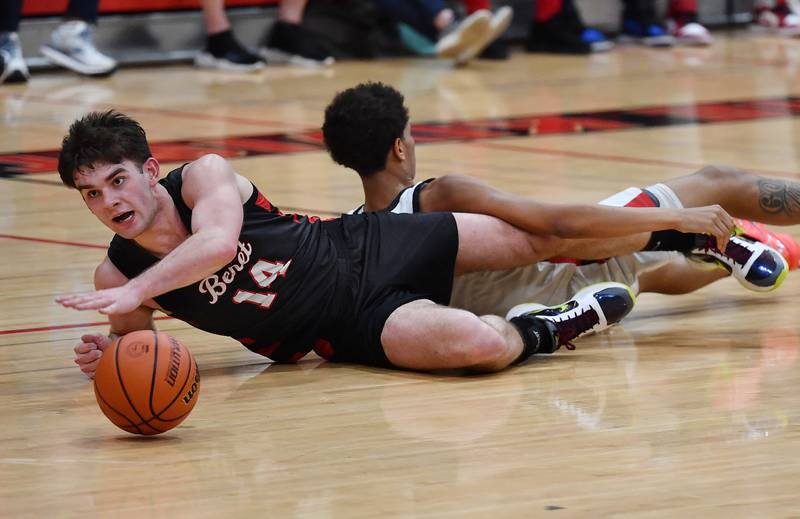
[133, 184, 191, 258]
[361, 168, 413, 213]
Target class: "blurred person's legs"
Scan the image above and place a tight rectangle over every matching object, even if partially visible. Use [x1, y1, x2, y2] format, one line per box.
[40, 0, 118, 76]
[196, 0, 264, 71]
[376, 0, 496, 65]
[620, 0, 675, 47]
[0, 0, 29, 84]
[526, 0, 613, 54]
[666, 0, 713, 45]
[753, 0, 800, 36]
[262, 0, 335, 66]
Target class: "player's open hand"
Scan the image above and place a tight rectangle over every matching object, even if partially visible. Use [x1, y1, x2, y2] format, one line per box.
[74, 333, 112, 379]
[56, 284, 145, 315]
[674, 205, 735, 251]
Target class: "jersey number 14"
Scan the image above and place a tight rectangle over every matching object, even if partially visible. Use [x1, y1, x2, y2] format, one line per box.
[232, 259, 292, 309]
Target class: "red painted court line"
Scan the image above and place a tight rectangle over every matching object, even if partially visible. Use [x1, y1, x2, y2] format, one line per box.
[0, 233, 106, 249]
[0, 316, 173, 336]
[472, 141, 800, 178]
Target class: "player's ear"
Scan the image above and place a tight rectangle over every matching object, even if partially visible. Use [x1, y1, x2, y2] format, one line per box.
[142, 157, 161, 186]
[393, 137, 406, 160]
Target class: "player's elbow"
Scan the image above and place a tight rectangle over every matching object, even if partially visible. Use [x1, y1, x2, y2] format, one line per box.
[209, 235, 240, 268]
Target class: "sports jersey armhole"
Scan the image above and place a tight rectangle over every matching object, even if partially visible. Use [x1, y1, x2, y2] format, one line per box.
[412, 179, 435, 212]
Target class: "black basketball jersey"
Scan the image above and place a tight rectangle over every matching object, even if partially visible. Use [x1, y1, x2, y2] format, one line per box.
[107, 166, 342, 362]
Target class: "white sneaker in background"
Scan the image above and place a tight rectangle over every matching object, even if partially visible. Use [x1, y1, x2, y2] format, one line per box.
[435, 10, 491, 63]
[0, 32, 30, 84]
[40, 20, 117, 76]
[666, 19, 714, 46]
[455, 6, 514, 65]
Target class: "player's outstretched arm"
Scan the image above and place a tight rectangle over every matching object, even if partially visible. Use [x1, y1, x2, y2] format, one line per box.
[57, 154, 247, 315]
[72, 258, 156, 379]
[420, 174, 735, 250]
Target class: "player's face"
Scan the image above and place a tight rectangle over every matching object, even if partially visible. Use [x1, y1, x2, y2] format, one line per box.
[401, 122, 416, 180]
[74, 159, 160, 239]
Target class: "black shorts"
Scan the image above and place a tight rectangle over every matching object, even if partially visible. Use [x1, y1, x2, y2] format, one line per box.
[320, 211, 459, 368]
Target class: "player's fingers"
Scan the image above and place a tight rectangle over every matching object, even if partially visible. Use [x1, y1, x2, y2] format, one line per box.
[75, 349, 102, 366]
[716, 225, 730, 251]
[74, 341, 98, 355]
[56, 294, 93, 306]
[73, 298, 112, 311]
[79, 359, 100, 379]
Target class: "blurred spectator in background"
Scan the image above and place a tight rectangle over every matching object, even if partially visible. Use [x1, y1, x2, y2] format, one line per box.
[527, 0, 716, 54]
[666, 0, 713, 45]
[378, 2, 512, 65]
[197, 0, 264, 70]
[197, 0, 333, 71]
[753, 0, 800, 35]
[0, 0, 117, 84]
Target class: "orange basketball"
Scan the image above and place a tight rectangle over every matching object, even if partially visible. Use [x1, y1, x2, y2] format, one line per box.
[93, 330, 200, 435]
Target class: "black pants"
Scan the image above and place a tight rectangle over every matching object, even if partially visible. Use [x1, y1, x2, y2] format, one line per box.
[1, 0, 99, 33]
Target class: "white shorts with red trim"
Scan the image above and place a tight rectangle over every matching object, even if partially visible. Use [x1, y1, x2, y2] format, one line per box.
[449, 183, 682, 315]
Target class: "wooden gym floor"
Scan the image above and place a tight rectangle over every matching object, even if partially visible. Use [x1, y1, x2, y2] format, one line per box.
[1, 32, 800, 517]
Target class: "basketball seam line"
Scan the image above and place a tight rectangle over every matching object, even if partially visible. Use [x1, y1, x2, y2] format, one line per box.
[115, 334, 151, 434]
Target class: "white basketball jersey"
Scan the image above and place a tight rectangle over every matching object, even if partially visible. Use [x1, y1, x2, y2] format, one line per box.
[349, 179, 432, 215]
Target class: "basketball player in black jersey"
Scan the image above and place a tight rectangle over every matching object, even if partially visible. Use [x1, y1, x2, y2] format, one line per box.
[321, 82, 799, 314]
[56, 111, 654, 378]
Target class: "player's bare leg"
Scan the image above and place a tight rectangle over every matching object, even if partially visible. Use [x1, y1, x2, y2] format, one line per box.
[381, 300, 524, 372]
[637, 257, 729, 295]
[665, 165, 800, 224]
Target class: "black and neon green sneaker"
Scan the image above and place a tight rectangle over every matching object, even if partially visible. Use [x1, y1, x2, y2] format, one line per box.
[506, 282, 636, 353]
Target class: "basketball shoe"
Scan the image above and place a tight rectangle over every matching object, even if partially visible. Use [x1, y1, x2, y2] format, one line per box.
[666, 18, 713, 46]
[619, 18, 675, 47]
[689, 234, 788, 292]
[40, 21, 117, 76]
[734, 219, 800, 270]
[456, 6, 513, 64]
[0, 32, 29, 84]
[261, 21, 335, 67]
[435, 10, 492, 63]
[506, 282, 636, 353]
[195, 30, 264, 72]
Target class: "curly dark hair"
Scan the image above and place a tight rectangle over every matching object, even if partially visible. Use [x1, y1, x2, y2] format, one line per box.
[322, 82, 409, 177]
[58, 110, 152, 188]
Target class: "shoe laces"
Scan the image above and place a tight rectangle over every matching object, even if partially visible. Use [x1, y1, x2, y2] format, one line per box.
[549, 307, 601, 350]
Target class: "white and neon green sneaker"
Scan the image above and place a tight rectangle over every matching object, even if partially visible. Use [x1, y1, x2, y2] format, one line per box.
[506, 282, 636, 353]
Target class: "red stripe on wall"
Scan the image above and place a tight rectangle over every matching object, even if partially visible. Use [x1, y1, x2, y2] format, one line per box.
[22, 0, 277, 16]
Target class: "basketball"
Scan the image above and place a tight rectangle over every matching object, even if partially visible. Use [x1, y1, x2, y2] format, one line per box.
[93, 330, 200, 435]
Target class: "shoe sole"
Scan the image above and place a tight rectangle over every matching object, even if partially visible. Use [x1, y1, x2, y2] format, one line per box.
[459, 7, 513, 64]
[260, 47, 334, 67]
[40, 45, 116, 76]
[436, 11, 491, 60]
[617, 34, 675, 47]
[194, 52, 265, 72]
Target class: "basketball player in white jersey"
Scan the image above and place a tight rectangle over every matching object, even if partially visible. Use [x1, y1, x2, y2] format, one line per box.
[322, 82, 798, 318]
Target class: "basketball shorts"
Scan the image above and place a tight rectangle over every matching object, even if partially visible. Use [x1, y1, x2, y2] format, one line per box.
[449, 183, 683, 316]
[320, 211, 459, 368]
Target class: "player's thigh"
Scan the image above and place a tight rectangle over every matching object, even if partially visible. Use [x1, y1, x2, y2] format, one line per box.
[452, 212, 545, 274]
